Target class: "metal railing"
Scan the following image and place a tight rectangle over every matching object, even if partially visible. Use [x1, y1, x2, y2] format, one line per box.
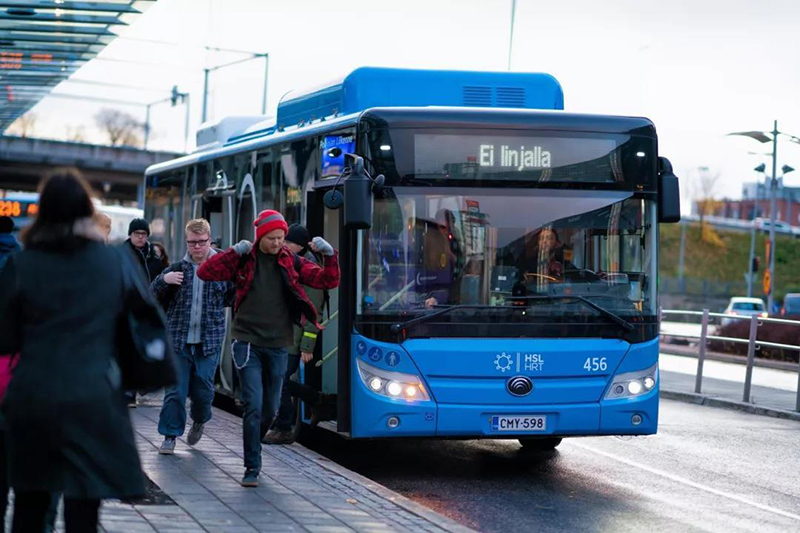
[660, 308, 800, 411]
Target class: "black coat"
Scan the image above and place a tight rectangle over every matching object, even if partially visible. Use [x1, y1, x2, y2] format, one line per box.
[124, 238, 165, 283]
[0, 240, 145, 499]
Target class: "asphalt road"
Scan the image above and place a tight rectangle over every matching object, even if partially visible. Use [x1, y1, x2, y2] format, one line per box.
[302, 399, 800, 533]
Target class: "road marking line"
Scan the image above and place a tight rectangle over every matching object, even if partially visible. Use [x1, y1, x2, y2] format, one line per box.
[572, 441, 800, 522]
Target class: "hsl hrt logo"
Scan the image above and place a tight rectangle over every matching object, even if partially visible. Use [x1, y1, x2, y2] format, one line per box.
[493, 352, 545, 373]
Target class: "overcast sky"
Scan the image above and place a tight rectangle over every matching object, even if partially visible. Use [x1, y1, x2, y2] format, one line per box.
[15, 0, 800, 206]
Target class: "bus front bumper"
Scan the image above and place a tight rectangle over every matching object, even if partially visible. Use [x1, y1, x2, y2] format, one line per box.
[350, 388, 658, 438]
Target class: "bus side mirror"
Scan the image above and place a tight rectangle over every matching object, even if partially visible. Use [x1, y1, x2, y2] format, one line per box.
[658, 157, 681, 223]
[323, 189, 344, 209]
[343, 155, 373, 229]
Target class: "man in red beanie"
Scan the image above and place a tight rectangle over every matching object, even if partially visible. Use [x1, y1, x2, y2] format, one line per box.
[197, 210, 339, 487]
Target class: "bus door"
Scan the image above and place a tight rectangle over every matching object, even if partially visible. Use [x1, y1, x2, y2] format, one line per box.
[305, 186, 343, 432]
[193, 171, 237, 396]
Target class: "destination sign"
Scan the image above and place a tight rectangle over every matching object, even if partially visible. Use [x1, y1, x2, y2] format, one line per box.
[413, 134, 619, 181]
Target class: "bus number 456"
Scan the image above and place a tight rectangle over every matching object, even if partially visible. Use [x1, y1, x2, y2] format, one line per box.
[583, 357, 607, 372]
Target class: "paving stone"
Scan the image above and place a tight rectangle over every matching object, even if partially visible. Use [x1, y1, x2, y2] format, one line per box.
[83, 404, 479, 533]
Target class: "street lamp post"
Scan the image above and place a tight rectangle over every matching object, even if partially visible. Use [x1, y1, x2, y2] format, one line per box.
[200, 51, 269, 123]
[507, 0, 517, 71]
[728, 121, 800, 311]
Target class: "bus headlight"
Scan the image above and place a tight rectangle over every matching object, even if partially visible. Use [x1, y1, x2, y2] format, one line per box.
[605, 363, 658, 399]
[357, 359, 430, 402]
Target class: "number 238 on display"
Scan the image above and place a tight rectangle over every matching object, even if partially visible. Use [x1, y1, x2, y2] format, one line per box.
[583, 357, 607, 372]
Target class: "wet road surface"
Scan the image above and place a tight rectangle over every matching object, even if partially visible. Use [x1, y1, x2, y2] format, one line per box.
[302, 399, 800, 532]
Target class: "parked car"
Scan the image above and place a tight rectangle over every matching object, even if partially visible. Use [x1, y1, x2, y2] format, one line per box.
[781, 293, 800, 318]
[721, 297, 768, 327]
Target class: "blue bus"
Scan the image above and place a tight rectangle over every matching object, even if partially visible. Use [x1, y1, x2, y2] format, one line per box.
[144, 67, 680, 448]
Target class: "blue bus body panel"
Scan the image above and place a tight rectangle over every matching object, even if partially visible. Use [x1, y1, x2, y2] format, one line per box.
[405, 338, 629, 404]
[350, 334, 660, 438]
[277, 67, 564, 129]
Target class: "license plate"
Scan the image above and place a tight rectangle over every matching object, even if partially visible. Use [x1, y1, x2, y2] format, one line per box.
[490, 415, 547, 432]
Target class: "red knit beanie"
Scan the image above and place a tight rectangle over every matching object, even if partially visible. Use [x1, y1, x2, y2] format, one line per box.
[254, 210, 289, 242]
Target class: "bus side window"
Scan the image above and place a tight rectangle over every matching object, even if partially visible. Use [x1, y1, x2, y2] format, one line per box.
[257, 150, 275, 212]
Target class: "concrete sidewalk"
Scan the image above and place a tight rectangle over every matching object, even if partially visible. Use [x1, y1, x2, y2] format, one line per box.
[660, 352, 800, 421]
[94, 401, 474, 533]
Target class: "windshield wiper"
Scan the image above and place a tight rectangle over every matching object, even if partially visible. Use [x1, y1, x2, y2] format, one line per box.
[390, 305, 517, 333]
[513, 295, 634, 331]
[390, 296, 634, 333]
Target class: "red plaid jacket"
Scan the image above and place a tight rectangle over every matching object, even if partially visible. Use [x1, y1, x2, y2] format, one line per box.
[197, 245, 340, 328]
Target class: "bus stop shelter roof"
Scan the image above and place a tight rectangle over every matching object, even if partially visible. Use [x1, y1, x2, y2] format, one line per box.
[0, 1, 156, 131]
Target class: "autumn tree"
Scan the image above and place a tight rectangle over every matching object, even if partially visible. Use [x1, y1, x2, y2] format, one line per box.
[94, 108, 143, 147]
[693, 167, 725, 247]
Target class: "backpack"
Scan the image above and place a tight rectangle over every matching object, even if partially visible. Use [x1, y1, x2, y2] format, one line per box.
[293, 251, 330, 320]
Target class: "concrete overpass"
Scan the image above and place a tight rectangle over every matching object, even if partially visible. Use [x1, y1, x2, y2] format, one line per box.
[0, 135, 179, 203]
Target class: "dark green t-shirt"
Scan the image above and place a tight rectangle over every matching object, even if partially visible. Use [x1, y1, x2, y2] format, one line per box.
[232, 251, 294, 348]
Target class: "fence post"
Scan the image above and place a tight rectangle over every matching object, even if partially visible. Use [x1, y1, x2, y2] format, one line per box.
[795, 360, 800, 412]
[742, 315, 759, 403]
[695, 309, 709, 394]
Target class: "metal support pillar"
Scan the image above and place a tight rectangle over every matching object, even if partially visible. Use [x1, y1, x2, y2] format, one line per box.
[767, 120, 778, 311]
[678, 220, 687, 284]
[144, 103, 152, 149]
[201, 68, 210, 123]
[261, 54, 269, 115]
[747, 221, 756, 297]
[695, 309, 709, 393]
[742, 315, 759, 403]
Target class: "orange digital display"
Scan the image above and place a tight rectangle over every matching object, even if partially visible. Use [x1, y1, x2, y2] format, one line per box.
[0, 200, 22, 217]
[0, 200, 38, 218]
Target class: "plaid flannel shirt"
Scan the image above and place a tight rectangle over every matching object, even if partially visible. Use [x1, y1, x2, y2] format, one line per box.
[197, 244, 339, 329]
[151, 260, 235, 359]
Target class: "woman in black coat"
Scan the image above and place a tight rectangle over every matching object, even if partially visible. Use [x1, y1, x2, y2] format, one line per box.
[0, 172, 145, 531]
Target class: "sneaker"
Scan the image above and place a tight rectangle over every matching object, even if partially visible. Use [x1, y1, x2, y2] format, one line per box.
[159, 437, 176, 455]
[187, 422, 205, 446]
[262, 428, 295, 445]
[241, 469, 259, 487]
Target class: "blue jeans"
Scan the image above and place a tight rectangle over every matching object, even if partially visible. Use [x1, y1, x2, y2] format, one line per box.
[232, 341, 288, 471]
[158, 344, 217, 438]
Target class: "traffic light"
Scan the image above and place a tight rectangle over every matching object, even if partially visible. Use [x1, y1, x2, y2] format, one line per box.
[752, 256, 760, 273]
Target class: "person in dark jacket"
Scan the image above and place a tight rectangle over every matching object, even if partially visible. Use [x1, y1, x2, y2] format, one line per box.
[264, 224, 334, 445]
[0, 215, 21, 272]
[124, 217, 165, 283]
[197, 210, 340, 487]
[151, 219, 234, 455]
[0, 172, 145, 532]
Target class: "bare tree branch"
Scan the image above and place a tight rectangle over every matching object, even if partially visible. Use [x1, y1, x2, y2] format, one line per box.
[94, 108, 144, 148]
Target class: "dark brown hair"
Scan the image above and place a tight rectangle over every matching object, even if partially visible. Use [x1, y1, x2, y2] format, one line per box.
[22, 170, 96, 252]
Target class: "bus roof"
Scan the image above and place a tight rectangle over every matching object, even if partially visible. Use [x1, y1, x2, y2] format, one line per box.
[273, 67, 564, 131]
[192, 67, 565, 154]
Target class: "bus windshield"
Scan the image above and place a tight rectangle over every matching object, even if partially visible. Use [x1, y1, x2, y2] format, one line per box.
[356, 187, 657, 340]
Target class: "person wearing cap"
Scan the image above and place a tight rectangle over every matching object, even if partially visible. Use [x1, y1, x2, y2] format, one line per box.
[197, 210, 340, 487]
[0, 216, 21, 273]
[264, 224, 334, 445]
[124, 218, 166, 283]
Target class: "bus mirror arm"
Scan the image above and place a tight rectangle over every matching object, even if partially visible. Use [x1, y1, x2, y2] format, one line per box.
[322, 154, 383, 211]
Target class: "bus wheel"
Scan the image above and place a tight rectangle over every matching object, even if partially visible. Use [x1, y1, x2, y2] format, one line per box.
[519, 437, 562, 450]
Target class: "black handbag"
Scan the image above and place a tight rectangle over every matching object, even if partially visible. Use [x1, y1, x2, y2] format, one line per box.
[115, 246, 177, 392]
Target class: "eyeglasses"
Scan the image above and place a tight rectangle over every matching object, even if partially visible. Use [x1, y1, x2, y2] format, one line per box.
[131, 231, 148, 238]
[187, 239, 210, 248]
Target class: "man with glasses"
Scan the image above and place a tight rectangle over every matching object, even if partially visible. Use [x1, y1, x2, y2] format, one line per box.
[125, 218, 166, 283]
[151, 219, 235, 454]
